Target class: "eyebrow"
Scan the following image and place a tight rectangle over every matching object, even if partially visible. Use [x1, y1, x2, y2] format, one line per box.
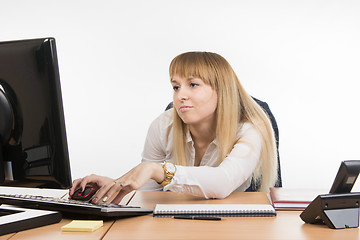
[171, 77, 195, 83]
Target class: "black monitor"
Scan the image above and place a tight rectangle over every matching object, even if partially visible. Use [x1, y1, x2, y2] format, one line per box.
[329, 160, 360, 194]
[0, 37, 71, 189]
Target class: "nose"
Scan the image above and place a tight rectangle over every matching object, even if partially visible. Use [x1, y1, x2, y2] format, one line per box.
[177, 88, 189, 101]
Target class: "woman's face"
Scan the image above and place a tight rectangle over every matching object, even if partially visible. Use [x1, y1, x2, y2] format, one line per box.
[171, 75, 218, 127]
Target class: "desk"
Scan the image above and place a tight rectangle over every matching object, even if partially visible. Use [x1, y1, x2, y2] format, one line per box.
[1, 191, 359, 240]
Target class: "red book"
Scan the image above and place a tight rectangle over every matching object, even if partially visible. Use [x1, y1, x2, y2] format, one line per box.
[269, 187, 326, 211]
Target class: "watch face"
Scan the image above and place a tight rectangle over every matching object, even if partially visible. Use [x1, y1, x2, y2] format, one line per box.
[165, 162, 176, 173]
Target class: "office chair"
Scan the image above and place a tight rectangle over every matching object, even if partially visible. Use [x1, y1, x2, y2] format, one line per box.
[165, 97, 282, 191]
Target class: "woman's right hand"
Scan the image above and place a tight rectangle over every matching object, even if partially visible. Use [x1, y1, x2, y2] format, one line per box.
[68, 162, 165, 204]
[68, 174, 116, 201]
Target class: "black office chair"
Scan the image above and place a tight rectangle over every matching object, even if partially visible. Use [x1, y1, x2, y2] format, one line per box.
[165, 97, 282, 191]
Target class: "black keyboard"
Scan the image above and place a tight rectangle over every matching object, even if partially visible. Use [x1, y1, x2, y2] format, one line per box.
[0, 194, 153, 219]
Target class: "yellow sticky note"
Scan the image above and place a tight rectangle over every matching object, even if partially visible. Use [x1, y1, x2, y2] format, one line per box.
[61, 220, 103, 232]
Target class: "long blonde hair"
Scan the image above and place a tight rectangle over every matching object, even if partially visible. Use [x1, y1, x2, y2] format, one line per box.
[169, 52, 278, 192]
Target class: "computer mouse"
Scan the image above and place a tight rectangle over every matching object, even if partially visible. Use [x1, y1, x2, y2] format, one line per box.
[71, 186, 97, 201]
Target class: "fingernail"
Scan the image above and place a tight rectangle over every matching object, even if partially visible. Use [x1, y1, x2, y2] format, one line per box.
[102, 196, 108, 202]
[92, 198, 98, 203]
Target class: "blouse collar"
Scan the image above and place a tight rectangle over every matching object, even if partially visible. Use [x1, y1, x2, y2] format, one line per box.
[185, 127, 218, 146]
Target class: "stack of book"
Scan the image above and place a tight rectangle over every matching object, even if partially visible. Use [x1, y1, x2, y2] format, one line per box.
[269, 187, 326, 211]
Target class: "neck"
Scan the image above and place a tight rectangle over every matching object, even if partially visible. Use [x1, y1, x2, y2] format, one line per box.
[189, 120, 216, 147]
[189, 121, 216, 167]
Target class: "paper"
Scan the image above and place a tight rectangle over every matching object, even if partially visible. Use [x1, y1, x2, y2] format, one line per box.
[61, 220, 103, 232]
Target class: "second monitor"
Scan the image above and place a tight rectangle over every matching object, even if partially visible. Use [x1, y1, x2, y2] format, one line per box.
[0, 37, 71, 189]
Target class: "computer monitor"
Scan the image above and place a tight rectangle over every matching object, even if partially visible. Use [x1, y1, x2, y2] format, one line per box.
[0, 37, 71, 189]
[329, 160, 360, 194]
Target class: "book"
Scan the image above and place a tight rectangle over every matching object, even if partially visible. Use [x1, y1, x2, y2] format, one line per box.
[269, 187, 325, 211]
[153, 204, 276, 217]
[61, 220, 103, 232]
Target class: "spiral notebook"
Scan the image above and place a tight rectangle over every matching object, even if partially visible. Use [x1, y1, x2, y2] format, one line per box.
[153, 204, 276, 217]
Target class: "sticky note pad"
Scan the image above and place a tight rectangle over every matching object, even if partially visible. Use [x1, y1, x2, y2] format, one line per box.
[61, 220, 103, 232]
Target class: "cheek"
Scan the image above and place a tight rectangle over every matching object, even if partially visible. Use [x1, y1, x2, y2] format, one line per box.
[199, 92, 218, 113]
[172, 97, 181, 115]
[208, 97, 218, 114]
[173, 95, 180, 108]
[207, 90, 218, 106]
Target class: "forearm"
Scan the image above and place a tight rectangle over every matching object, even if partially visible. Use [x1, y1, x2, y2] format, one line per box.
[164, 124, 262, 199]
[164, 164, 249, 199]
[148, 162, 165, 184]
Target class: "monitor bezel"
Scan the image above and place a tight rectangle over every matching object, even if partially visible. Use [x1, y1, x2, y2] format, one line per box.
[0, 37, 72, 189]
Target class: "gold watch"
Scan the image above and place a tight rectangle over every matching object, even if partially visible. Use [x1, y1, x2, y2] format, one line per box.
[160, 161, 176, 187]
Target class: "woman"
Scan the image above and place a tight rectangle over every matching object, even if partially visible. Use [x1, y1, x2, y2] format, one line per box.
[69, 52, 278, 204]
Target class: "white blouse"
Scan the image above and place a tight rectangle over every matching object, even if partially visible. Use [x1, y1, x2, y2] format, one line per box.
[140, 109, 262, 199]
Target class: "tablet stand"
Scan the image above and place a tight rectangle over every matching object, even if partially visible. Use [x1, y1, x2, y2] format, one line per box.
[0, 205, 61, 236]
[323, 207, 359, 229]
[300, 192, 360, 229]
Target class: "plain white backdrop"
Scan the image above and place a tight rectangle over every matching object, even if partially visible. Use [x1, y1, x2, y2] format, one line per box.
[1, 0, 360, 191]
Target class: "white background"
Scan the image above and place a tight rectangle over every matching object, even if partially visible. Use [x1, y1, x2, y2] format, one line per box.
[1, 0, 360, 191]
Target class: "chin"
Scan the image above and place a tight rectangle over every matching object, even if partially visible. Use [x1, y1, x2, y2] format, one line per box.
[179, 117, 191, 124]
[177, 112, 199, 125]
[179, 117, 198, 125]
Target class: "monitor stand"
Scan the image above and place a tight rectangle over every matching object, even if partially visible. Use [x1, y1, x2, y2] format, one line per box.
[0, 205, 61, 236]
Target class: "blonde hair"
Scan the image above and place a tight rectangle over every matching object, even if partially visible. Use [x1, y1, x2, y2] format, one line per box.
[169, 52, 278, 192]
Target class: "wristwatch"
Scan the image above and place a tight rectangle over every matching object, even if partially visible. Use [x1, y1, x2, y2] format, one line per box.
[160, 161, 176, 187]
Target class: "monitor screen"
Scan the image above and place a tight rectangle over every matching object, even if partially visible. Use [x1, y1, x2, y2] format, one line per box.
[0, 37, 71, 189]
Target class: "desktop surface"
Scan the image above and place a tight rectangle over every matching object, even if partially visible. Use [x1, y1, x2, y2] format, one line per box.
[0, 190, 359, 240]
[105, 191, 360, 240]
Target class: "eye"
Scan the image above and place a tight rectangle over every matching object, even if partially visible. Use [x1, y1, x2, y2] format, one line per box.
[172, 85, 180, 91]
[190, 83, 199, 88]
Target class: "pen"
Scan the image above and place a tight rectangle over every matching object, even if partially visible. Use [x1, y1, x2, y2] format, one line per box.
[173, 216, 222, 221]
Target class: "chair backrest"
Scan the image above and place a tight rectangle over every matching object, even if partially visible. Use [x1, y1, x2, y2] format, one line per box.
[165, 97, 282, 191]
[247, 97, 282, 191]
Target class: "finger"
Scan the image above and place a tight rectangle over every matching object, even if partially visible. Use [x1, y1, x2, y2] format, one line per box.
[69, 178, 83, 196]
[111, 186, 133, 205]
[91, 181, 116, 203]
[103, 180, 125, 203]
[78, 177, 93, 193]
[79, 174, 104, 189]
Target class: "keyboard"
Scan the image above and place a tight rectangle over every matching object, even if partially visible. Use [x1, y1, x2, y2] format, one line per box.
[0, 194, 153, 219]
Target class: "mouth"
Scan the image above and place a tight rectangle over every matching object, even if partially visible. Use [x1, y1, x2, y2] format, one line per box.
[179, 105, 193, 113]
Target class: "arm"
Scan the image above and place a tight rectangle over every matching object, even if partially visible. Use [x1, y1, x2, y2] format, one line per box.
[69, 162, 165, 204]
[142, 111, 262, 199]
[165, 123, 262, 199]
[68, 112, 171, 204]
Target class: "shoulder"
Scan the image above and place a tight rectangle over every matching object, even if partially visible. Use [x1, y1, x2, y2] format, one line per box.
[235, 122, 261, 142]
[150, 108, 173, 129]
[142, 109, 174, 160]
[146, 109, 174, 140]
[237, 122, 256, 134]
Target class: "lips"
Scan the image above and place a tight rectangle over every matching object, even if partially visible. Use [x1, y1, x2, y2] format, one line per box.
[179, 105, 193, 113]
